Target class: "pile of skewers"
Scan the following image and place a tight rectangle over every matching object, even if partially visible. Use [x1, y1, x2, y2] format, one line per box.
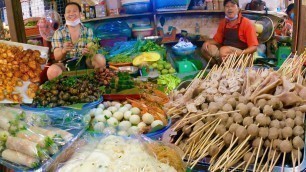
[166, 53, 306, 171]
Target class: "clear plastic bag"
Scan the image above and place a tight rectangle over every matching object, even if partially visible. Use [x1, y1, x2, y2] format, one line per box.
[94, 21, 132, 39]
[56, 134, 186, 172]
[0, 106, 85, 171]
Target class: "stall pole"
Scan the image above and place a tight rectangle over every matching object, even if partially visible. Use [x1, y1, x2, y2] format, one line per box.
[4, 0, 26, 43]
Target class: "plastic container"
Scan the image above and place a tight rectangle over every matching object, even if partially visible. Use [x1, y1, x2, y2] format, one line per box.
[122, 2, 151, 14]
[132, 28, 154, 38]
[20, 98, 103, 118]
[155, 0, 191, 11]
[105, 0, 121, 16]
[172, 45, 197, 56]
[100, 36, 128, 47]
[276, 46, 291, 67]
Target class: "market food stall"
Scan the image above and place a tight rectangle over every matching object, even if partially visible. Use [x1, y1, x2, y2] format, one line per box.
[0, 0, 305, 171]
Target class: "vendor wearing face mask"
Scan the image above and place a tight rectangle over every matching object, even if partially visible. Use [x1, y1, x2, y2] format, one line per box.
[201, 0, 258, 65]
[47, 2, 106, 80]
[283, 3, 294, 36]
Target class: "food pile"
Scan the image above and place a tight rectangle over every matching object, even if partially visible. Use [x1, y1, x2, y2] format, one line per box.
[93, 67, 117, 86]
[166, 54, 306, 170]
[150, 59, 176, 75]
[57, 135, 185, 172]
[88, 101, 166, 136]
[0, 106, 73, 168]
[0, 43, 46, 102]
[32, 75, 103, 108]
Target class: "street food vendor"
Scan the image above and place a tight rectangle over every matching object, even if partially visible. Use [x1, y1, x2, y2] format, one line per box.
[275, 3, 294, 37]
[201, 0, 258, 65]
[47, 2, 106, 80]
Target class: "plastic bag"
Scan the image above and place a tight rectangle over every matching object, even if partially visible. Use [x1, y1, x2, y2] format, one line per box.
[56, 134, 185, 172]
[94, 21, 132, 39]
[0, 106, 83, 171]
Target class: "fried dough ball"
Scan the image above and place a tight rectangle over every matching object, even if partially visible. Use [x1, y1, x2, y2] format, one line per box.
[208, 145, 220, 157]
[222, 103, 233, 112]
[264, 139, 271, 147]
[263, 105, 274, 116]
[268, 127, 279, 140]
[229, 123, 239, 134]
[273, 110, 284, 121]
[292, 149, 303, 161]
[227, 97, 237, 109]
[293, 126, 304, 136]
[208, 102, 219, 113]
[216, 124, 226, 136]
[233, 113, 243, 124]
[225, 117, 234, 129]
[256, 113, 267, 126]
[193, 121, 204, 132]
[259, 127, 269, 139]
[190, 114, 200, 123]
[250, 107, 260, 117]
[285, 118, 295, 128]
[247, 124, 259, 137]
[272, 139, 282, 150]
[246, 102, 255, 111]
[243, 152, 255, 163]
[219, 113, 229, 124]
[280, 140, 292, 153]
[268, 98, 283, 110]
[294, 116, 304, 126]
[243, 117, 253, 126]
[238, 96, 248, 104]
[266, 116, 271, 126]
[293, 136, 304, 149]
[201, 103, 209, 111]
[182, 125, 192, 135]
[236, 103, 249, 117]
[252, 137, 262, 147]
[236, 125, 247, 140]
[223, 132, 233, 145]
[279, 120, 286, 128]
[286, 109, 296, 119]
[257, 99, 267, 110]
[295, 111, 303, 118]
[282, 127, 293, 138]
[270, 120, 280, 128]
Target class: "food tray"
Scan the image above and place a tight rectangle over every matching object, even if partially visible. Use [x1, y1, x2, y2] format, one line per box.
[169, 80, 306, 172]
[0, 127, 86, 172]
[0, 40, 49, 104]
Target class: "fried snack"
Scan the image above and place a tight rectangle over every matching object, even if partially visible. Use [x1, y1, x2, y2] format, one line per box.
[146, 143, 185, 172]
[0, 43, 45, 102]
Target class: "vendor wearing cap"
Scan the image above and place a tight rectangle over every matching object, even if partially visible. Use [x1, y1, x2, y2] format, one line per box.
[201, 0, 258, 65]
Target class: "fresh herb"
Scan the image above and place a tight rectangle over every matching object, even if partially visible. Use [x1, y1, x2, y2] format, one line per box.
[109, 54, 132, 63]
[140, 40, 164, 52]
[157, 74, 181, 94]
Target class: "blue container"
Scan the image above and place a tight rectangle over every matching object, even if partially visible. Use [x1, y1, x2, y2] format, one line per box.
[145, 118, 172, 140]
[21, 98, 103, 119]
[172, 45, 197, 56]
[155, 0, 191, 11]
[122, 2, 151, 14]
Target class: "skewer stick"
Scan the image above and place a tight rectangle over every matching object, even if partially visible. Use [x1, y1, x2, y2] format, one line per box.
[184, 111, 208, 120]
[269, 153, 281, 172]
[281, 152, 286, 172]
[298, 148, 301, 172]
[291, 151, 295, 172]
[230, 161, 245, 172]
[202, 110, 240, 118]
[186, 116, 206, 130]
[172, 112, 191, 131]
[244, 149, 255, 172]
[253, 137, 263, 171]
[257, 145, 269, 171]
[175, 133, 184, 145]
[183, 141, 194, 160]
[268, 150, 277, 172]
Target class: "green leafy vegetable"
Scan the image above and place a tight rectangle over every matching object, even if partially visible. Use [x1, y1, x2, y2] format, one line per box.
[109, 54, 132, 63]
[157, 74, 181, 94]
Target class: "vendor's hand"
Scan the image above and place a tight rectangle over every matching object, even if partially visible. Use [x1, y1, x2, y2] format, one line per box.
[62, 42, 74, 54]
[82, 47, 90, 55]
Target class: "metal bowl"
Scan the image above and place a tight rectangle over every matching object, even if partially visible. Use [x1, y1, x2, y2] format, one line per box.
[118, 66, 139, 74]
[144, 36, 163, 44]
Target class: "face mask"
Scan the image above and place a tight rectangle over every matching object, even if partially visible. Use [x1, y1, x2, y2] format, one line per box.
[66, 18, 81, 27]
[290, 13, 294, 20]
[225, 14, 238, 21]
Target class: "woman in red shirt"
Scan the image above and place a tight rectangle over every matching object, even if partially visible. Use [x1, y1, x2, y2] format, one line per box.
[201, 0, 258, 65]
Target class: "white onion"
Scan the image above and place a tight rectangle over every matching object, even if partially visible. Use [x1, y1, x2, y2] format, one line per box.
[113, 111, 124, 121]
[95, 115, 106, 123]
[117, 130, 129, 137]
[128, 126, 139, 135]
[130, 115, 141, 125]
[130, 107, 140, 115]
[94, 108, 103, 116]
[137, 122, 146, 130]
[118, 121, 132, 131]
[108, 106, 118, 113]
[98, 104, 105, 110]
[94, 122, 105, 132]
[124, 111, 132, 120]
[151, 120, 164, 129]
[107, 117, 119, 127]
[142, 113, 154, 125]
[102, 110, 112, 118]
[123, 104, 132, 110]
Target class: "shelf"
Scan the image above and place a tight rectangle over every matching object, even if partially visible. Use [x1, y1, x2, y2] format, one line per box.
[82, 12, 153, 22]
[156, 10, 225, 15]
